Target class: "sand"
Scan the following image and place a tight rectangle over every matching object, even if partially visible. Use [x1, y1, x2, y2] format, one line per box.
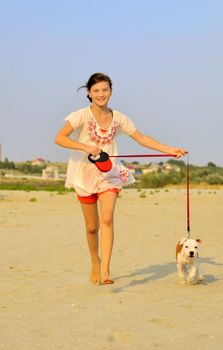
[0, 188, 223, 350]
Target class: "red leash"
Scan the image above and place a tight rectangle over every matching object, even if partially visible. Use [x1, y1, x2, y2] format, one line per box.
[186, 154, 190, 237]
[110, 153, 176, 158]
[110, 152, 191, 237]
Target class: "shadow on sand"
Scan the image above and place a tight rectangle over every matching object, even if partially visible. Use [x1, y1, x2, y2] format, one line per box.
[112, 256, 223, 293]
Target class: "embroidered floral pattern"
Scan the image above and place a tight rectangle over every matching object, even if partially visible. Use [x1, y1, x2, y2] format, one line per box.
[87, 117, 117, 146]
[119, 170, 130, 182]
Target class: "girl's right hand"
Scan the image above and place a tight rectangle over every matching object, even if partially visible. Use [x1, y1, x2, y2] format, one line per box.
[84, 145, 102, 157]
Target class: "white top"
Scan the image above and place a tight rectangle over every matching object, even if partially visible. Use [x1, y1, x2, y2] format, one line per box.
[64, 106, 137, 196]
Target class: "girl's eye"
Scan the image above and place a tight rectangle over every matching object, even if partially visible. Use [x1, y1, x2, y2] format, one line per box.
[185, 246, 188, 248]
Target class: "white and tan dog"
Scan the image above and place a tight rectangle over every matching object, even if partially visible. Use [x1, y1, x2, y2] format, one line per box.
[176, 238, 204, 285]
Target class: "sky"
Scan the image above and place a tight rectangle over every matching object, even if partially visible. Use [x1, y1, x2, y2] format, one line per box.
[0, 0, 223, 166]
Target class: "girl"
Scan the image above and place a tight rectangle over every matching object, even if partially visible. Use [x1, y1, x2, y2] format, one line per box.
[55, 72, 187, 285]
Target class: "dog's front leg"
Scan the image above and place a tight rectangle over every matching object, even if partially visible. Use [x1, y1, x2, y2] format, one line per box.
[197, 265, 204, 282]
[187, 264, 197, 285]
[177, 263, 187, 285]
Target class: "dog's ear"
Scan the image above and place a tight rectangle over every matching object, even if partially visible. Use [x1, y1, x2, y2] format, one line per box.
[196, 239, 202, 244]
[179, 238, 187, 245]
[176, 243, 183, 260]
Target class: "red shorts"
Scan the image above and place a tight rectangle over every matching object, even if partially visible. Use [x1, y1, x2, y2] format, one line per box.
[77, 188, 120, 204]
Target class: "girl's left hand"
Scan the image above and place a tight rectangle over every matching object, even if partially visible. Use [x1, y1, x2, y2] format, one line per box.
[170, 148, 188, 158]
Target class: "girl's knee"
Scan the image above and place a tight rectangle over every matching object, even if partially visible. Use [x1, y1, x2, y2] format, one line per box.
[86, 223, 99, 235]
[100, 212, 113, 226]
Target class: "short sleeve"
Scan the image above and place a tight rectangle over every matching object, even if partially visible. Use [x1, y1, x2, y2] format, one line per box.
[64, 108, 86, 130]
[116, 112, 136, 135]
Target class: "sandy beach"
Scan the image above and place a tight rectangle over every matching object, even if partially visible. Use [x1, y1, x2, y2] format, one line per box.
[0, 188, 223, 350]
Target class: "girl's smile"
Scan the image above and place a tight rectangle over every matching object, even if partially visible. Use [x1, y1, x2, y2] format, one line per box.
[88, 81, 112, 106]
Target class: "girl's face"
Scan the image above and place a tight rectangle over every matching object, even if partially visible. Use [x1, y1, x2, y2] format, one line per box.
[88, 81, 112, 107]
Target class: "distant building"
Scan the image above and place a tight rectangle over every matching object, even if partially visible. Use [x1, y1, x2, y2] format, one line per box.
[124, 163, 147, 175]
[122, 161, 180, 175]
[42, 166, 59, 179]
[143, 163, 161, 174]
[162, 163, 180, 173]
[32, 158, 47, 166]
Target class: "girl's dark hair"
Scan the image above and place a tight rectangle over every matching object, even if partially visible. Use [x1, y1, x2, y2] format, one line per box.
[77, 73, 112, 102]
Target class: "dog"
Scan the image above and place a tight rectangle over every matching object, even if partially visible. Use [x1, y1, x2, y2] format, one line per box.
[176, 237, 204, 285]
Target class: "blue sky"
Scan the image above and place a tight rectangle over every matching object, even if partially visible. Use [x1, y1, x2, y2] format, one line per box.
[1, 0, 223, 165]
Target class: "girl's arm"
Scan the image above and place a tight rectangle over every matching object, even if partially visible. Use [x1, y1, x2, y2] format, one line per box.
[130, 130, 187, 158]
[54, 122, 101, 156]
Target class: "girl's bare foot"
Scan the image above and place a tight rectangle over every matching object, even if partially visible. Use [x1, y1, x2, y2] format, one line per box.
[90, 258, 101, 285]
[101, 271, 114, 285]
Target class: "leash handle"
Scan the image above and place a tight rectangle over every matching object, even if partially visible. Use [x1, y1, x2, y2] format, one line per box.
[186, 154, 190, 238]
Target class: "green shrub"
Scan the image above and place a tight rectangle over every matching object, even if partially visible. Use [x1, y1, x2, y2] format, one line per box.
[205, 174, 223, 185]
[139, 191, 147, 198]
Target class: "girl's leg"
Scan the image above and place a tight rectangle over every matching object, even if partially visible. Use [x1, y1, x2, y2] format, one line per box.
[80, 202, 100, 284]
[98, 191, 118, 283]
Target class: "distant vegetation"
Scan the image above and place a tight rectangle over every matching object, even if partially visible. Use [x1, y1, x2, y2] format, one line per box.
[0, 179, 66, 192]
[135, 159, 223, 188]
[0, 159, 66, 191]
[0, 159, 223, 191]
[0, 159, 45, 174]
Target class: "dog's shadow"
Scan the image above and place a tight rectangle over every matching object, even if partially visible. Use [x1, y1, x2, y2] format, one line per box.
[113, 256, 222, 293]
[199, 257, 223, 284]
